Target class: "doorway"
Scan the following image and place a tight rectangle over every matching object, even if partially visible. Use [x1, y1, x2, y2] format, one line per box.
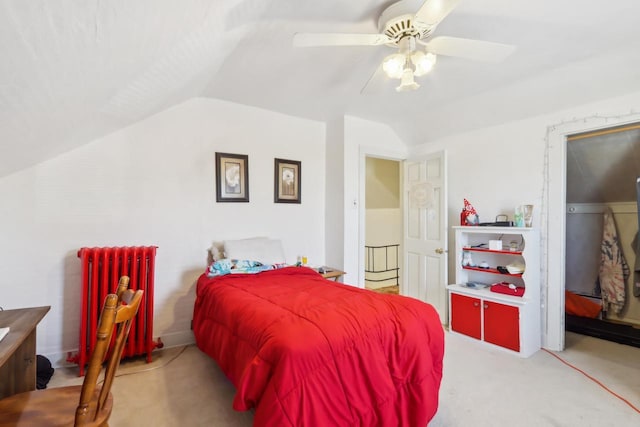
[564, 123, 640, 347]
[356, 148, 447, 321]
[364, 156, 402, 294]
[547, 113, 640, 351]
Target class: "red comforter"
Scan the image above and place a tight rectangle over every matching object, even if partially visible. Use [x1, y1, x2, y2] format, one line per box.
[193, 267, 444, 426]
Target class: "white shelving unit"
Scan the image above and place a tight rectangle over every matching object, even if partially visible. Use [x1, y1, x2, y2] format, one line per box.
[447, 226, 540, 357]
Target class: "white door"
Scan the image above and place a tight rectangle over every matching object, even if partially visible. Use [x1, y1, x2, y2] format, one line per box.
[403, 151, 447, 323]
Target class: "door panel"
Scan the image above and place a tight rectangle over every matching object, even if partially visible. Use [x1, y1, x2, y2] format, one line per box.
[406, 162, 423, 240]
[425, 254, 442, 303]
[450, 293, 481, 339]
[426, 157, 441, 178]
[405, 251, 422, 299]
[403, 151, 447, 322]
[407, 204, 420, 239]
[426, 187, 441, 240]
[484, 301, 520, 352]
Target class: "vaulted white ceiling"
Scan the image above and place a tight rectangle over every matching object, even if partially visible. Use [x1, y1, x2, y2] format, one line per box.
[2, 0, 640, 178]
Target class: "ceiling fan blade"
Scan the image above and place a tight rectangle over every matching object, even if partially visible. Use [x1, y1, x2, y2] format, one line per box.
[293, 32, 392, 47]
[414, 0, 461, 26]
[426, 36, 516, 62]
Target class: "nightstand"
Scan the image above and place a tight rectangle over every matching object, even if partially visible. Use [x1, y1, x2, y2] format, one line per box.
[316, 266, 346, 282]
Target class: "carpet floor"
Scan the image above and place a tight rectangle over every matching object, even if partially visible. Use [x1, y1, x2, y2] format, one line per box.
[48, 331, 640, 426]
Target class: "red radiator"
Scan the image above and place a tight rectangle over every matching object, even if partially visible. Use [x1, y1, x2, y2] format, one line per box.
[70, 246, 162, 376]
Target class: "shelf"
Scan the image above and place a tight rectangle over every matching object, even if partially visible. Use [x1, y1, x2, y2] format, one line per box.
[451, 226, 540, 357]
[453, 226, 534, 233]
[462, 266, 523, 277]
[462, 247, 522, 255]
[447, 284, 528, 305]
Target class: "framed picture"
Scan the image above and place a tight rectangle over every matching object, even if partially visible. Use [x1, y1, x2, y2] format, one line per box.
[215, 152, 249, 202]
[274, 158, 301, 204]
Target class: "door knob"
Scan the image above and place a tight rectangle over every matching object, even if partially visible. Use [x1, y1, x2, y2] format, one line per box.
[435, 248, 445, 254]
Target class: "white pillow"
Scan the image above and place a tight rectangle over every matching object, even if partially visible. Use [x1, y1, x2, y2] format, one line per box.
[223, 238, 285, 265]
[211, 238, 266, 260]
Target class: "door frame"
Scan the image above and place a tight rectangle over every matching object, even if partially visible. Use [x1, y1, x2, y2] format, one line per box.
[546, 112, 640, 351]
[358, 146, 406, 287]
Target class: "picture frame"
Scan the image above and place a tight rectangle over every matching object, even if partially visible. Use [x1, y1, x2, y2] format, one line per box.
[215, 152, 249, 202]
[274, 158, 301, 204]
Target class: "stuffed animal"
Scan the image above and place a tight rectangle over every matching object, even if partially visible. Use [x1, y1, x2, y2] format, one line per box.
[463, 199, 479, 225]
[462, 250, 476, 267]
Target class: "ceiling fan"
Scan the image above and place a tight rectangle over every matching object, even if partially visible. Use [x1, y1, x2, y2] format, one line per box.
[293, 0, 515, 92]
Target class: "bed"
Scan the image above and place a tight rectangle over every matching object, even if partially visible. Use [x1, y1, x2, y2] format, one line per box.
[193, 253, 444, 426]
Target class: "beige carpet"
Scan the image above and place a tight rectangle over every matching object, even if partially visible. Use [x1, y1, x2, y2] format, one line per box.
[48, 331, 640, 426]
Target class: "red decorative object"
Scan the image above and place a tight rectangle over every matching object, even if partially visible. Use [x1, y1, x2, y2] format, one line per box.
[462, 198, 479, 225]
[490, 282, 525, 297]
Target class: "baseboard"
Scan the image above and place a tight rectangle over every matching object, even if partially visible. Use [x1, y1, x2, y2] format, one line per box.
[43, 330, 197, 369]
[158, 330, 196, 349]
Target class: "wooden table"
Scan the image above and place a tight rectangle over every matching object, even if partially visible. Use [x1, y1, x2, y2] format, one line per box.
[0, 306, 50, 399]
[317, 267, 346, 282]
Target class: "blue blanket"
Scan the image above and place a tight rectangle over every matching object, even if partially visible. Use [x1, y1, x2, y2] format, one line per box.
[206, 258, 284, 277]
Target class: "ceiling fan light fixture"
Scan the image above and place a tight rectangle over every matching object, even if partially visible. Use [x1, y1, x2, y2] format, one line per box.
[382, 53, 406, 79]
[412, 51, 437, 76]
[294, 0, 516, 94]
[396, 68, 420, 92]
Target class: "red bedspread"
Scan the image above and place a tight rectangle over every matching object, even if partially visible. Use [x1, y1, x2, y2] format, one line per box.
[192, 266, 444, 426]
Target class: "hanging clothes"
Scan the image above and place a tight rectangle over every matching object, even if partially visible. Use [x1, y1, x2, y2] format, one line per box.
[633, 231, 640, 297]
[599, 208, 630, 314]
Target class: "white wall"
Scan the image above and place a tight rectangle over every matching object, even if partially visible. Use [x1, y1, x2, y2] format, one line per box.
[8, 86, 640, 363]
[412, 89, 640, 349]
[325, 118, 345, 270]
[415, 89, 640, 230]
[0, 97, 326, 366]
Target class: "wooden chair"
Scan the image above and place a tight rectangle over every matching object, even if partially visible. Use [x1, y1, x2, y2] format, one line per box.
[115, 276, 130, 302]
[0, 288, 143, 426]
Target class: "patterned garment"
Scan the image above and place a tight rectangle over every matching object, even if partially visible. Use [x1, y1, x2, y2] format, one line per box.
[207, 258, 285, 277]
[633, 231, 640, 297]
[599, 209, 629, 314]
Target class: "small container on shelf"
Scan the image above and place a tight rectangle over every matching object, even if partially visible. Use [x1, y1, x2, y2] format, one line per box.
[489, 240, 502, 250]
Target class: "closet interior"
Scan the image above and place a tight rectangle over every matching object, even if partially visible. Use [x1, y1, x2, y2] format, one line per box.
[565, 123, 640, 348]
